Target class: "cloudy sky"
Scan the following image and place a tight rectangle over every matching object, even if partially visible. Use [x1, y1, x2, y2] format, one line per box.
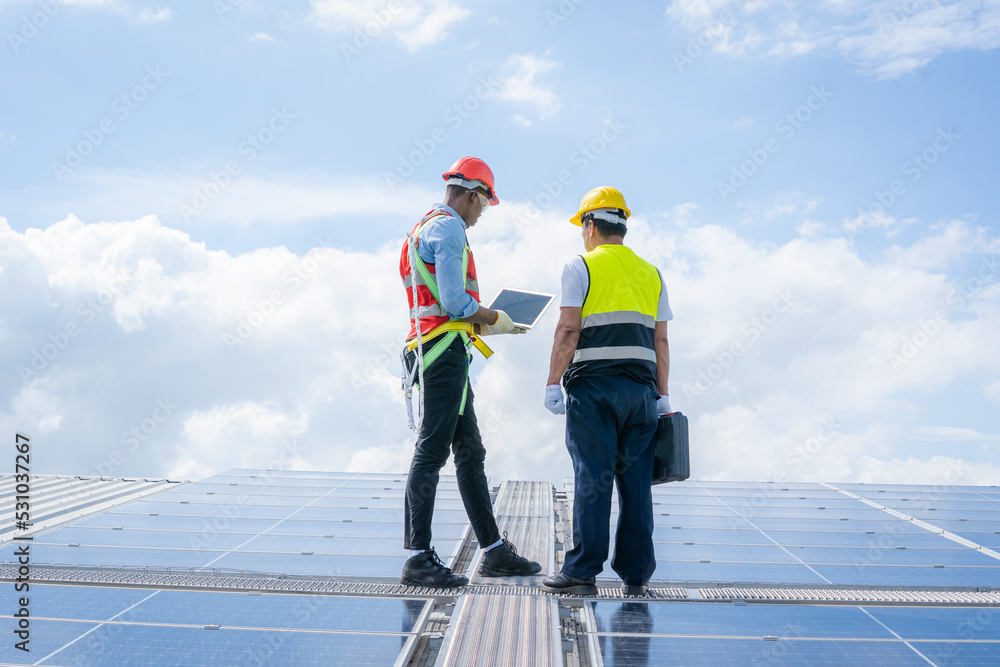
[1, 0, 998, 489]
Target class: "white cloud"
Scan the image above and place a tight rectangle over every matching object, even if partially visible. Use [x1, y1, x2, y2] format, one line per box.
[175, 402, 312, 479]
[134, 6, 171, 24]
[985, 379, 1000, 403]
[911, 426, 999, 442]
[42, 167, 432, 228]
[511, 113, 533, 128]
[39, 0, 174, 24]
[495, 52, 562, 121]
[2, 206, 999, 488]
[310, 0, 470, 51]
[842, 209, 914, 239]
[252, 32, 276, 42]
[395, 0, 470, 51]
[738, 190, 820, 224]
[665, 0, 1000, 78]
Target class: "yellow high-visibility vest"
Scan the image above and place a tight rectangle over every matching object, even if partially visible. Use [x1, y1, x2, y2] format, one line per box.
[569, 244, 661, 383]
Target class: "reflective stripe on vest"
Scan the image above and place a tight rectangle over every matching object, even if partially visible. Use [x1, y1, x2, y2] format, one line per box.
[403, 271, 480, 296]
[571, 245, 660, 367]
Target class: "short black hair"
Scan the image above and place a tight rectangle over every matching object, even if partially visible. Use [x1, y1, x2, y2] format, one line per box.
[584, 214, 627, 239]
[445, 183, 467, 198]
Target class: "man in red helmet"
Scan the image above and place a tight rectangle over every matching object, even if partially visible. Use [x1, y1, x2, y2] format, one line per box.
[398, 156, 542, 588]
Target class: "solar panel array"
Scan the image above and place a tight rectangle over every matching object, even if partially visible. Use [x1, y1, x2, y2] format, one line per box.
[4, 584, 429, 666]
[567, 480, 1000, 588]
[2, 470, 470, 578]
[588, 600, 1000, 666]
[0, 470, 468, 666]
[3, 471, 1000, 666]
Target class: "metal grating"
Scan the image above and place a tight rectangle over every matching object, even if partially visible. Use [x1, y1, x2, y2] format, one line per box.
[700, 586, 1000, 605]
[0, 564, 687, 600]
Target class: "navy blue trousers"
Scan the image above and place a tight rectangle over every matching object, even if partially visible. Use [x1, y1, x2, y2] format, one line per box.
[563, 374, 658, 585]
[403, 337, 502, 552]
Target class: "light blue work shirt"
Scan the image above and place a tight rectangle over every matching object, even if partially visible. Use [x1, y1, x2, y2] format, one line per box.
[414, 204, 479, 319]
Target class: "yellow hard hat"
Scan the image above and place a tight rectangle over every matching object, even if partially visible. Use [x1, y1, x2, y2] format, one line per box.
[570, 186, 631, 226]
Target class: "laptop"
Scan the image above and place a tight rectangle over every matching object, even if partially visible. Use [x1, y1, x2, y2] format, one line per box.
[486, 288, 556, 330]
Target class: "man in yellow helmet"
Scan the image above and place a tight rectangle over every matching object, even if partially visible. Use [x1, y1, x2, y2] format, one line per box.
[541, 186, 673, 597]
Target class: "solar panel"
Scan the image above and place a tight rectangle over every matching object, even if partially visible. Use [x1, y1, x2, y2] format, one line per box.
[0, 470, 472, 578]
[564, 480, 1000, 587]
[5, 471, 1000, 665]
[588, 600, 1000, 666]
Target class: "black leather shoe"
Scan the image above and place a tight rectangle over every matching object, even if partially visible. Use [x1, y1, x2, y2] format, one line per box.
[622, 582, 649, 597]
[479, 533, 542, 577]
[400, 548, 469, 588]
[541, 571, 597, 596]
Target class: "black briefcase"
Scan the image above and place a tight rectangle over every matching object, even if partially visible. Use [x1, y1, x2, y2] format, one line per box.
[652, 412, 690, 485]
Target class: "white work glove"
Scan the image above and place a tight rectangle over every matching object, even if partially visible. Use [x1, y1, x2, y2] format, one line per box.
[544, 384, 565, 415]
[656, 394, 673, 416]
[484, 309, 516, 335]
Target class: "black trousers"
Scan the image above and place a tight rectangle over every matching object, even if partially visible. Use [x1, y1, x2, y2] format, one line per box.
[403, 337, 501, 551]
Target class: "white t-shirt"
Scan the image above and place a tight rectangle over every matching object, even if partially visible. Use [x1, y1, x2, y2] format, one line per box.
[560, 254, 673, 321]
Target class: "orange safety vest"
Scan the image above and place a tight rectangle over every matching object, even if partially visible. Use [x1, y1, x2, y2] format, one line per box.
[400, 210, 480, 341]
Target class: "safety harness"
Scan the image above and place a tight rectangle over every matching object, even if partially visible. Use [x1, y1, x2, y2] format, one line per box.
[401, 216, 493, 432]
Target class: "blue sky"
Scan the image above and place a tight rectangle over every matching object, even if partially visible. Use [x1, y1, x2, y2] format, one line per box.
[1, 0, 999, 486]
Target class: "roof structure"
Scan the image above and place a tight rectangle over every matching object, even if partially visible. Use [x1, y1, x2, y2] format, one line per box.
[3, 470, 1000, 665]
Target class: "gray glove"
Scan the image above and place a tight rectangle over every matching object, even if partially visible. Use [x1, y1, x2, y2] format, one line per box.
[544, 384, 565, 415]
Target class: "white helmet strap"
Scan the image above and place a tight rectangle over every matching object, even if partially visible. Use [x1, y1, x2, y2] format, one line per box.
[445, 175, 488, 192]
[586, 207, 628, 225]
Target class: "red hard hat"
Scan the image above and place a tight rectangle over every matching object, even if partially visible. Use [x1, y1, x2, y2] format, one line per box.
[442, 156, 499, 205]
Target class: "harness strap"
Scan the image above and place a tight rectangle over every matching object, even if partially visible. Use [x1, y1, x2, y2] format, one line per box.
[404, 215, 483, 419]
